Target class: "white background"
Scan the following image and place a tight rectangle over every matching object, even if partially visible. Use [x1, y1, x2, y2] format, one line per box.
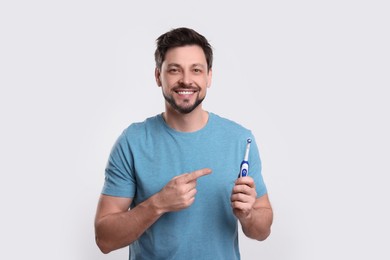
[1, 1, 389, 259]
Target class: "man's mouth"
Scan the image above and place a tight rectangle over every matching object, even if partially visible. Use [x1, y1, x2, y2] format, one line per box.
[176, 90, 196, 95]
[173, 87, 199, 96]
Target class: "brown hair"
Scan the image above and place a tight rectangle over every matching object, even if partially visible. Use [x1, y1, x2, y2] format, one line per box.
[154, 27, 213, 71]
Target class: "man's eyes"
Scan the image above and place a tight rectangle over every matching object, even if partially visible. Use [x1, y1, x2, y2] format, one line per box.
[167, 68, 203, 74]
[168, 68, 179, 73]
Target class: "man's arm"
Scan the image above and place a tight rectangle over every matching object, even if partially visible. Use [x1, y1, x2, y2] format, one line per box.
[231, 177, 273, 241]
[94, 194, 163, 254]
[94, 168, 212, 254]
[237, 194, 273, 240]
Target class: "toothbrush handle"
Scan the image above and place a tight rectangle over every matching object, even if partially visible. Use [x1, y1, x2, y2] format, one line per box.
[239, 161, 249, 177]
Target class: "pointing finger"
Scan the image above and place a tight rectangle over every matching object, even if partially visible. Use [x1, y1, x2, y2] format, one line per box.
[184, 168, 212, 182]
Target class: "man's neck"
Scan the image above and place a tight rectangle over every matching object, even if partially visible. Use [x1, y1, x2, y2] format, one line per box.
[162, 106, 209, 133]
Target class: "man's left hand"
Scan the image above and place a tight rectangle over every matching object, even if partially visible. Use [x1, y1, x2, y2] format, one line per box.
[231, 176, 257, 220]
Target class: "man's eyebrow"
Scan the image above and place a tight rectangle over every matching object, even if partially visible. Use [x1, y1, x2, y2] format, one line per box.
[166, 63, 206, 68]
[166, 63, 180, 68]
[192, 63, 206, 68]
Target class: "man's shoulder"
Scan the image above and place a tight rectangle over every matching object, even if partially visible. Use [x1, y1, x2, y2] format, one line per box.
[122, 114, 162, 136]
[210, 112, 251, 133]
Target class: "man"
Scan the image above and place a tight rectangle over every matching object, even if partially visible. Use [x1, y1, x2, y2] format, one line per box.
[95, 27, 273, 259]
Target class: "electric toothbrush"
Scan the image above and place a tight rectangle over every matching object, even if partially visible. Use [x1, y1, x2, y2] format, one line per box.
[239, 138, 251, 177]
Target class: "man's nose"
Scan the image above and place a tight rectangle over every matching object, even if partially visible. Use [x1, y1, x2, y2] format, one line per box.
[179, 71, 193, 86]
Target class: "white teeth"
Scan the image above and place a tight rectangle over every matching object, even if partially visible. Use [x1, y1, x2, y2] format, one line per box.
[177, 91, 194, 95]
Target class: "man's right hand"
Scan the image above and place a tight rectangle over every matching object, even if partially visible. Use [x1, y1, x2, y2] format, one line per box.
[95, 168, 212, 253]
[154, 168, 212, 213]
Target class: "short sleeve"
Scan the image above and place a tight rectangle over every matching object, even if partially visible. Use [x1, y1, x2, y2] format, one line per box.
[102, 129, 136, 198]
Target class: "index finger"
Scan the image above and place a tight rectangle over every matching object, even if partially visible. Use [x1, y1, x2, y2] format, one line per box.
[235, 176, 255, 188]
[184, 168, 212, 182]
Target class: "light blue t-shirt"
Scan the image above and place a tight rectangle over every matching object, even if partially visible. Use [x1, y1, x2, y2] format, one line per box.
[102, 112, 267, 260]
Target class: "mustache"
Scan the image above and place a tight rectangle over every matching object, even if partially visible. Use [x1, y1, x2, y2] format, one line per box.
[172, 83, 200, 91]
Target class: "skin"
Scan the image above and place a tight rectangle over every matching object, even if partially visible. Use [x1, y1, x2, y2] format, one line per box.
[95, 168, 212, 253]
[155, 45, 212, 132]
[231, 177, 273, 240]
[95, 45, 273, 254]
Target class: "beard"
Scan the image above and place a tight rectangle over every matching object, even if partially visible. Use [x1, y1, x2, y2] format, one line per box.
[162, 86, 205, 114]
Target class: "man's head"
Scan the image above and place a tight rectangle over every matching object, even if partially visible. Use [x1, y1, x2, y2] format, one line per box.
[154, 28, 213, 115]
[154, 27, 213, 72]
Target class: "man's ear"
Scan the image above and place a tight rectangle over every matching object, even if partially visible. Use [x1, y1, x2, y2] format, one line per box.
[155, 68, 162, 87]
[207, 68, 213, 88]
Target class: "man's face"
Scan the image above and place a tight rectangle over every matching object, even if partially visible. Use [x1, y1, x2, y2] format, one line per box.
[155, 45, 212, 114]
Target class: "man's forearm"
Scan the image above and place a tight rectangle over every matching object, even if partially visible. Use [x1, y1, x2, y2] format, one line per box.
[239, 206, 273, 241]
[95, 194, 164, 254]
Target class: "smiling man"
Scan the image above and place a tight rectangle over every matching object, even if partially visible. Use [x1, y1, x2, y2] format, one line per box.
[94, 27, 273, 260]
[159, 46, 209, 115]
